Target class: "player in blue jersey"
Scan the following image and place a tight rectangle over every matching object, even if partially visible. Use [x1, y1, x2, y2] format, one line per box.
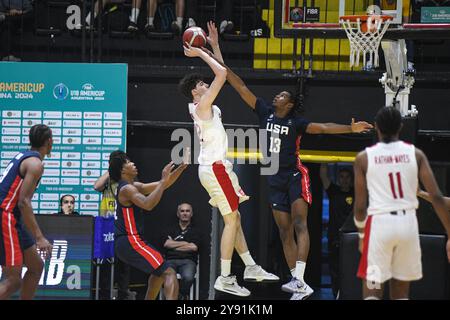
[229, 85, 372, 299]
[0, 124, 53, 299]
[203, 24, 373, 299]
[109, 151, 187, 300]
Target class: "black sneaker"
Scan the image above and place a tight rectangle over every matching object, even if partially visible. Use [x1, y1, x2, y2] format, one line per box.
[127, 21, 138, 32]
[171, 21, 181, 35]
[143, 23, 155, 36]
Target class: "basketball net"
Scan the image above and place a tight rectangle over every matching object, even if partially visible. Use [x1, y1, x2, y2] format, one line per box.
[340, 15, 392, 68]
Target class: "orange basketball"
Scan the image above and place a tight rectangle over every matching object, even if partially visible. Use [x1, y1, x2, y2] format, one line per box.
[183, 27, 207, 48]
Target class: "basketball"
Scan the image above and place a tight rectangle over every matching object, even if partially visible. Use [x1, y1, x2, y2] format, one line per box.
[183, 27, 207, 48]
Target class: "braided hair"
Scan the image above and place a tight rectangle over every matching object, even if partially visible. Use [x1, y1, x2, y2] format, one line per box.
[286, 90, 305, 115]
[29, 124, 52, 148]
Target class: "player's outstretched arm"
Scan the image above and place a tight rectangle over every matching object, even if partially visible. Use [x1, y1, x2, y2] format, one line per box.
[125, 162, 175, 211]
[206, 21, 224, 64]
[225, 67, 257, 110]
[417, 149, 450, 233]
[306, 118, 373, 134]
[353, 151, 368, 252]
[418, 189, 450, 209]
[198, 32, 256, 110]
[134, 164, 187, 195]
[184, 44, 227, 119]
[18, 158, 53, 258]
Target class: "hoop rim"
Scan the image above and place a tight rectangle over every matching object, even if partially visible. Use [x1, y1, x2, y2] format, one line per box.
[339, 15, 393, 22]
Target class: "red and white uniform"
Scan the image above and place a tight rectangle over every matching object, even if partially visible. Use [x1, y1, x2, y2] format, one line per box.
[188, 103, 249, 215]
[358, 141, 422, 283]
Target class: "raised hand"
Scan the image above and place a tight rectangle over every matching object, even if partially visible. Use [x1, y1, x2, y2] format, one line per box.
[183, 42, 203, 58]
[351, 118, 374, 133]
[207, 21, 219, 48]
[161, 161, 175, 186]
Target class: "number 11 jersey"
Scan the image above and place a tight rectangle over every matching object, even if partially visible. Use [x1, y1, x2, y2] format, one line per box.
[366, 141, 419, 215]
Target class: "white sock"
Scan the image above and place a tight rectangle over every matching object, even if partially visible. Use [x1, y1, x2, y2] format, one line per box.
[364, 296, 380, 300]
[290, 268, 296, 278]
[147, 17, 154, 26]
[86, 12, 92, 26]
[130, 8, 140, 23]
[221, 259, 231, 277]
[176, 17, 183, 28]
[294, 261, 306, 281]
[239, 251, 256, 267]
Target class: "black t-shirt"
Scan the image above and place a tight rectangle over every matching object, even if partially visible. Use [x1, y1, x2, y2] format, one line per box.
[254, 97, 310, 169]
[162, 224, 202, 262]
[326, 183, 354, 244]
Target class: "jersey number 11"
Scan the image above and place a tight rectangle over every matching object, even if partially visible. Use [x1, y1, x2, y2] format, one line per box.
[388, 172, 404, 199]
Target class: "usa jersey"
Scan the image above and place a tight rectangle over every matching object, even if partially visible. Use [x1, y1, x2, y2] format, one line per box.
[366, 141, 418, 215]
[0, 150, 41, 217]
[188, 103, 228, 165]
[115, 180, 145, 237]
[254, 98, 311, 169]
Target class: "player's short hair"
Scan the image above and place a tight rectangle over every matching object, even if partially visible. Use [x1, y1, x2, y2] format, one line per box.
[109, 151, 129, 182]
[375, 106, 402, 137]
[29, 124, 52, 148]
[179, 73, 204, 99]
[286, 90, 305, 115]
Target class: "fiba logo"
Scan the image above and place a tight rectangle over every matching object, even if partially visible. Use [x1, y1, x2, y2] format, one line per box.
[53, 83, 69, 100]
[82, 83, 94, 90]
[290, 7, 303, 22]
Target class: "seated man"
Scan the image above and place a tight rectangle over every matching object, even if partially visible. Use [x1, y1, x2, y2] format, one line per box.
[56, 195, 80, 215]
[162, 203, 202, 300]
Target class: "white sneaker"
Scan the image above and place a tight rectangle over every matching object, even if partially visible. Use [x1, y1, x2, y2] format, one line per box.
[185, 17, 196, 29]
[214, 275, 251, 297]
[290, 291, 313, 300]
[281, 278, 314, 295]
[244, 264, 280, 282]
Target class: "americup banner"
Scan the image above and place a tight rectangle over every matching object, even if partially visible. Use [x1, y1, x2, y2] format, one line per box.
[0, 62, 127, 216]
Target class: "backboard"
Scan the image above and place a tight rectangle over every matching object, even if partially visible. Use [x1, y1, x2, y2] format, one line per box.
[274, 0, 450, 39]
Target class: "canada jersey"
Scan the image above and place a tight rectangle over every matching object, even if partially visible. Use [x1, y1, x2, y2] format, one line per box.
[254, 98, 310, 169]
[366, 141, 418, 215]
[115, 180, 145, 237]
[188, 103, 228, 165]
[0, 150, 41, 217]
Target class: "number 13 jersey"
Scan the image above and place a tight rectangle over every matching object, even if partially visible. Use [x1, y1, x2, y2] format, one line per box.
[366, 141, 418, 216]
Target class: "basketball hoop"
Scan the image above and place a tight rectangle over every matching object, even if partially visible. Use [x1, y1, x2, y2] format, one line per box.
[340, 15, 393, 68]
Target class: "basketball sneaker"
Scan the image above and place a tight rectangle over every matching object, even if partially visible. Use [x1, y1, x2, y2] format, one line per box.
[281, 278, 314, 295]
[243, 264, 280, 282]
[214, 275, 251, 297]
[290, 291, 313, 300]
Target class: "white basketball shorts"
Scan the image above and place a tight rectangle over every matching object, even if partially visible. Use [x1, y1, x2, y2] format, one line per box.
[198, 160, 249, 215]
[357, 209, 422, 284]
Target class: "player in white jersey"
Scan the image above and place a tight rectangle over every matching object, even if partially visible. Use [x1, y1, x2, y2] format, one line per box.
[179, 23, 279, 297]
[353, 107, 450, 300]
